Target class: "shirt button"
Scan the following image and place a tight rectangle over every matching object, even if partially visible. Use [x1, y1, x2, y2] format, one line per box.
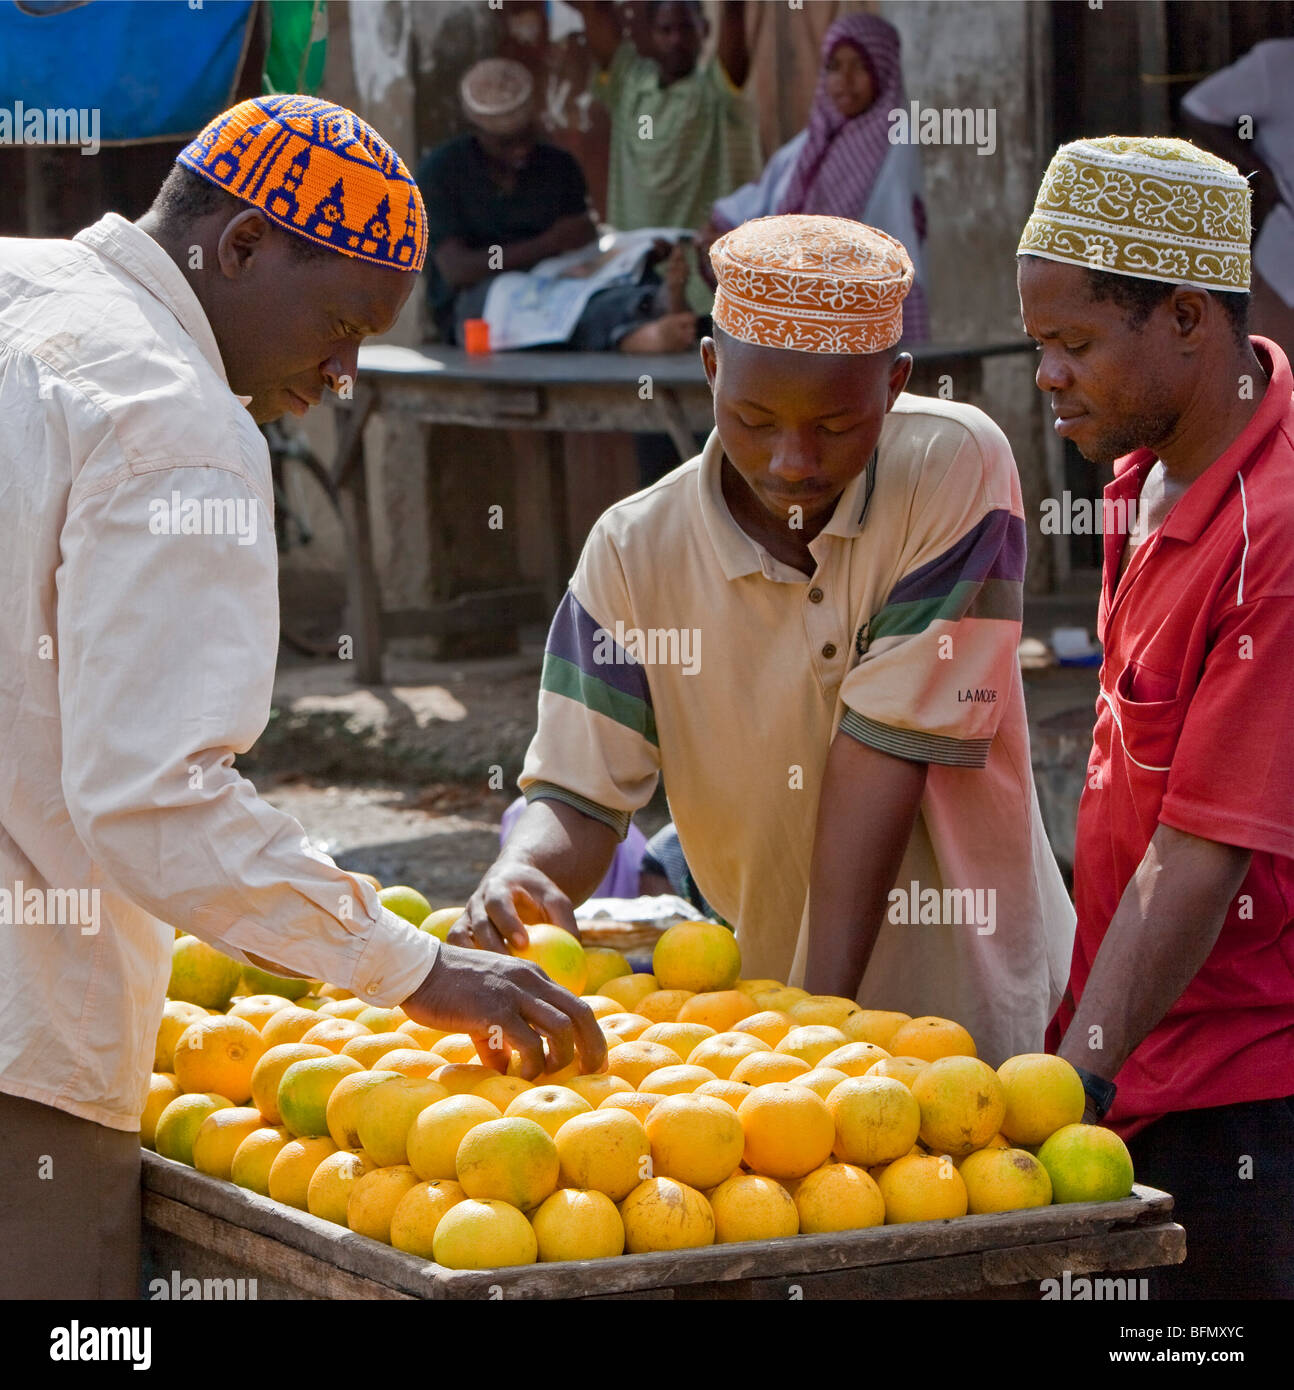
[822, 642, 838, 659]
[365, 982, 381, 997]
[808, 587, 824, 603]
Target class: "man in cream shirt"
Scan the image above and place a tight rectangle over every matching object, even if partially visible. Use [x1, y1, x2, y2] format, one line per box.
[0, 96, 601, 1299]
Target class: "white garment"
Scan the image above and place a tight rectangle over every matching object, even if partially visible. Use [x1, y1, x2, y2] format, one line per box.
[1183, 39, 1294, 304]
[711, 128, 928, 291]
[0, 214, 438, 1131]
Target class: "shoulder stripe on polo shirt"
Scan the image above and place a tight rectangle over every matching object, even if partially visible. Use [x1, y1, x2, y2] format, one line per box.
[868, 509, 1025, 642]
[540, 590, 658, 746]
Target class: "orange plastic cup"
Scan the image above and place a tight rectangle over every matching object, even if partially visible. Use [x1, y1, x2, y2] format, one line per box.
[463, 318, 491, 354]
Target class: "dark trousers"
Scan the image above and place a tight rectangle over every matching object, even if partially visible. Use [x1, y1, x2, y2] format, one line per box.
[0, 1090, 142, 1299]
[1127, 1095, 1294, 1299]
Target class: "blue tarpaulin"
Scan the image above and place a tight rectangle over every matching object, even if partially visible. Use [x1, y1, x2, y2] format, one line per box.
[0, 0, 256, 143]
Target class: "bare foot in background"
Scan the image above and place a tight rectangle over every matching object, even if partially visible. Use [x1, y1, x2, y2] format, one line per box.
[619, 312, 697, 354]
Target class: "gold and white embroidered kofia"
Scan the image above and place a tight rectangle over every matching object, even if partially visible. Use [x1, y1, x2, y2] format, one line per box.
[710, 214, 914, 353]
[1018, 135, 1251, 292]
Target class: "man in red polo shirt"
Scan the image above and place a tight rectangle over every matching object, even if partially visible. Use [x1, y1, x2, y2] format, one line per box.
[1018, 136, 1294, 1298]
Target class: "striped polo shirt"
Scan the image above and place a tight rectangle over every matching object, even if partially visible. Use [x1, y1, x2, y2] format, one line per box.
[520, 393, 1074, 1064]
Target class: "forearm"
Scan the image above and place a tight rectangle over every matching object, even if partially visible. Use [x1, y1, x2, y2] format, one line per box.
[803, 733, 927, 997]
[497, 797, 620, 907]
[716, 0, 750, 88]
[1058, 824, 1251, 1081]
[437, 219, 596, 288]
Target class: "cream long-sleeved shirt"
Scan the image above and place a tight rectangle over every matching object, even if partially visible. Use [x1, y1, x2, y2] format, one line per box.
[0, 214, 438, 1131]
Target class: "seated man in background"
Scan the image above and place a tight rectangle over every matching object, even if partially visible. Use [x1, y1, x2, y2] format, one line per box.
[418, 57, 697, 352]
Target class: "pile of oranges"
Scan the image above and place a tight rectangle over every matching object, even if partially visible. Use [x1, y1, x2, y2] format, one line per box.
[146, 907, 1135, 1270]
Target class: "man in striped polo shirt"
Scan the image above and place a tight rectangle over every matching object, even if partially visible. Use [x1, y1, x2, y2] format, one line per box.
[455, 214, 1074, 1066]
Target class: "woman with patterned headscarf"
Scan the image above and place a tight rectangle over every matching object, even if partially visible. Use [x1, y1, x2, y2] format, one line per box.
[696, 13, 930, 340]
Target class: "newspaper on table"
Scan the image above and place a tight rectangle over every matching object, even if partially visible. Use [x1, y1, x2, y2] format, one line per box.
[482, 227, 694, 351]
[574, 894, 698, 929]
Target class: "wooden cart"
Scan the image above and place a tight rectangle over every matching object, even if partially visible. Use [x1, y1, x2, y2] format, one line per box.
[141, 1152, 1184, 1301]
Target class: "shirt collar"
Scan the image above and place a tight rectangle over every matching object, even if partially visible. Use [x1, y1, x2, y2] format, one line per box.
[698, 427, 878, 581]
[73, 213, 252, 407]
[1110, 337, 1292, 543]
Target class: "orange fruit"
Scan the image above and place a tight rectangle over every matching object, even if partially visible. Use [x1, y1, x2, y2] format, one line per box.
[238, 964, 312, 1001]
[677, 990, 755, 1033]
[599, 1013, 654, 1045]
[407, 1094, 502, 1182]
[277, 1054, 364, 1138]
[877, 1152, 969, 1223]
[652, 921, 742, 994]
[153, 1001, 208, 1073]
[316, 997, 368, 1021]
[513, 923, 587, 995]
[911, 1056, 1006, 1157]
[828, 1076, 923, 1167]
[229, 1124, 291, 1194]
[960, 1146, 1053, 1213]
[579, 995, 625, 1020]
[598, 1091, 662, 1123]
[260, 1005, 323, 1049]
[397, 1020, 447, 1049]
[251, 1042, 331, 1125]
[819, 1042, 892, 1077]
[532, 1188, 625, 1262]
[563, 1072, 634, 1107]
[888, 1016, 977, 1063]
[687, 1031, 766, 1079]
[775, 1025, 849, 1069]
[141, 1073, 183, 1149]
[709, 1173, 799, 1242]
[455, 1117, 560, 1213]
[694, 1078, 753, 1110]
[340, 1031, 413, 1070]
[172, 1015, 266, 1104]
[732, 1010, 795, 1047]
[620, 1177, 715, 1252]
[227, 993, 297, 1031]
[555, 1109, 651, 1202]
[789, 996, 861, 1031]
[356, 1075, 449, 1167]
[168, 935, 242, 1011]
[378, 885, 432, 926]
[433, 1198, 537, 1268]
[582, 947, 632, 994]
[638, 1021, 717, 1058]
[347, 1164, 420, 1243]
[1036, 1124, 1135, 1204]
[730, 1051, 811, 1086]
[996, 1054, 1086, 1146]
[645, 1095, 745, 1191]
[599, 973, 659, 1011]
[300, 1017, 370, 1054]
[154, 1093, 232, 1167]
[353, 1006, 407, 1033]
[638, 1064, 717, 1097]
[325, 1068, 401, 1150]
[735, 979, 783, 997]
[268, 1135, 338, 1210]
[795, 1162, 886, 1233]
[307, 1148, 378, 1225]
[389, 1179, 465, 1257]
[793, 1067, 850, 1102]
[606, 1041, 684, 1088]
[430, 1033, 480, 1064]
[504, 1085, 592, 1138]
[866, 1056, 929, 1089]
[470, 1073, 533, 1111]
[737, 1083, 835, 1180]
[433, 1063, 500, 1097]
[379, 1048, 444, 1079]
[192, 1107, 266, 1181]
[636, 990, 696, 1024]
[842, 1009, 912, 1050]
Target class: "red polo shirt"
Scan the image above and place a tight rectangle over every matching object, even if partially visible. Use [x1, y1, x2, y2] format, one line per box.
[1054, 337, 1294, 1139]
